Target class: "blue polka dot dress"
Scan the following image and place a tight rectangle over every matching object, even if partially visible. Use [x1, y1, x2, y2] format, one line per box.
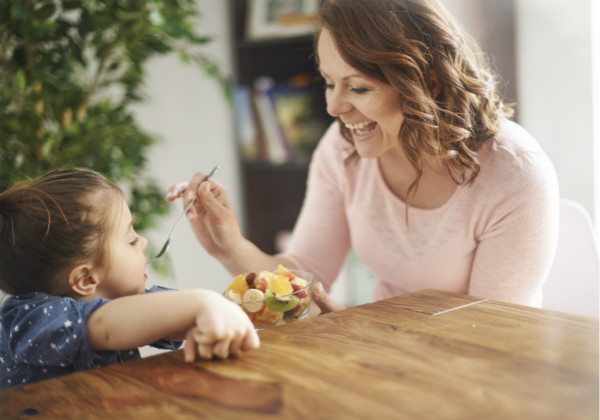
[0, 286, 181, 389]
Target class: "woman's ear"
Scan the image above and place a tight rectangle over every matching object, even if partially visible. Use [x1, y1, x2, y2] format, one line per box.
[428, 69, 442, 99]
[69, 264, 100, 297]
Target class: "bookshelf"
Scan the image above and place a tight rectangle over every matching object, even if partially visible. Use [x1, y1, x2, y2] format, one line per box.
[230, 0, 331, 254]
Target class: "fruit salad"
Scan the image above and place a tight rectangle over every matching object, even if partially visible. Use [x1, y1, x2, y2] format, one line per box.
[225, 265, 314, 329]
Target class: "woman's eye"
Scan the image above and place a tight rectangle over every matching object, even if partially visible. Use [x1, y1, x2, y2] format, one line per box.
[351, 87, 369, 94]
[130, 237, 140, 246]
[324, 83, 334, 90]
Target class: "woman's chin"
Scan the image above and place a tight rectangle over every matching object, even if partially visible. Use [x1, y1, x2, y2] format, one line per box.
[353, 136, 382, 158]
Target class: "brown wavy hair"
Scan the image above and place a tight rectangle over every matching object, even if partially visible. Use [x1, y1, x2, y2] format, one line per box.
[0, 168, 122, 296]
[316, 0, 514, 203]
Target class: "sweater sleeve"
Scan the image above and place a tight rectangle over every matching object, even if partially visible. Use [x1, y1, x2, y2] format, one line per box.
[283, 122, 352, 291]
[468, 132, 560, 306]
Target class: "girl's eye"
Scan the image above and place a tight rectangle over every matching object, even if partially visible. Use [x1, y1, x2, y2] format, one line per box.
[324, 83, 334, 90]
[130, 237, 140, 246]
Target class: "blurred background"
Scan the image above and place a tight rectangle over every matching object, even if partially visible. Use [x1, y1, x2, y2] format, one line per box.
[135, 0, 598, 307]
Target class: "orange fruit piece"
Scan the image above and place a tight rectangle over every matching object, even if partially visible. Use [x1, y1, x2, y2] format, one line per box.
[226, 274, 249, 295]
[256, 305, 284, 325]
[275, 264, 295, 281]
[269, 274, 293, 296]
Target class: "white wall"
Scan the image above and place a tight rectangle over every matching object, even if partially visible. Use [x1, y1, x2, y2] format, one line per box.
[594, 0, 600, 229]
[515, 0, 596, 225]
[134, 1, 241, 292]
[444, 0, 597, 227]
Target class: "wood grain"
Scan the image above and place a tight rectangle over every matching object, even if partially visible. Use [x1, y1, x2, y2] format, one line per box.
[1, 289, 597, 420]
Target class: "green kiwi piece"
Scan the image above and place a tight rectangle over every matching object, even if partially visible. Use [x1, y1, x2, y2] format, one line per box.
[265, 289, 299, 311]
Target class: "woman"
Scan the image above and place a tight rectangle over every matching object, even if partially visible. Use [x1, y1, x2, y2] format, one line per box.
[169, 0, 558, 312]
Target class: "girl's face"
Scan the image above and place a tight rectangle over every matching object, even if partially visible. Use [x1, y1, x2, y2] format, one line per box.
[317, 28, 405, 159]
[94, 196, 148, 299]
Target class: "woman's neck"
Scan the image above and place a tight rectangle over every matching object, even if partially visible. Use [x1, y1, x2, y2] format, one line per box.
[377, 149, 458, 209]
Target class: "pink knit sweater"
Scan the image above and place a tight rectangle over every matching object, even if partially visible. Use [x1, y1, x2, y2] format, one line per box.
[284, 120, 559, 306]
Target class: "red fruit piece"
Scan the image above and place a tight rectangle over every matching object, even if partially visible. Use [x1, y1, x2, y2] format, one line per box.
[291, 283, 307, 298]
[245, 272, 256, 288]
[255, 276, 268, 292]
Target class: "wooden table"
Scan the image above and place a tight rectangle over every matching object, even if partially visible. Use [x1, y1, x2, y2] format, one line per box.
[1, 289, 598, 420]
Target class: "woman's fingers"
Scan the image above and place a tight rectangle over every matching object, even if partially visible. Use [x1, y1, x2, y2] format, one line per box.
[183, 180, 224, 222]
[312, 282, 346, 314]
[197, 181, 225, 213]
[186, 171, 211, 202]
[166, 181, 189, 202]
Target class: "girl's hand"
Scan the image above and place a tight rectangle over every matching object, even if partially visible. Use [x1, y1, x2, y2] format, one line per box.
[166, 173, 244, 258]
[182, 293, 260, 362]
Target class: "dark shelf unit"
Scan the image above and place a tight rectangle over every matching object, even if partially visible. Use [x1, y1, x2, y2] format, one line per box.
[243, 161, 310, 254]
[231, 0, 328, 254]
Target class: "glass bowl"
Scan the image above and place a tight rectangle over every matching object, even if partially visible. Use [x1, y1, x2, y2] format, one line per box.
[224, 268, 315, 329]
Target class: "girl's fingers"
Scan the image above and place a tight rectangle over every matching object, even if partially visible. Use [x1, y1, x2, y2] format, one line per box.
[183, 330, 199, 363]
[242, 328, 261, 351]
[212, 337, 233, 359]
[197, 343, 214, 359]
[229, 334, 245, 355]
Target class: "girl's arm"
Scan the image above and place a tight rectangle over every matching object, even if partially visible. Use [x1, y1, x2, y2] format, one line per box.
[86, 289, 259, 361]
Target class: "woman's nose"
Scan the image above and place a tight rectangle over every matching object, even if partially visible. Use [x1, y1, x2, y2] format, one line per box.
[326, 89, 352, 117]
[141, 235, 149, 250]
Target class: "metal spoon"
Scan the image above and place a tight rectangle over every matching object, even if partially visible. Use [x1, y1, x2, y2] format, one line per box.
[149, 164, 220, 262]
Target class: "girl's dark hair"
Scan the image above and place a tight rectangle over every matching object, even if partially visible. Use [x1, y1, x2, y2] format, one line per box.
[316, 0, 514, 204]
[0, 168, 122, 296]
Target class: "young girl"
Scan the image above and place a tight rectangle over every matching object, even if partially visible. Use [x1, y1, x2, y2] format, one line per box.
[0, 168, 259, 389]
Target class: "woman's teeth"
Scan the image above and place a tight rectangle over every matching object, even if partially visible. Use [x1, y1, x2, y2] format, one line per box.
[345, 121, 377, 136]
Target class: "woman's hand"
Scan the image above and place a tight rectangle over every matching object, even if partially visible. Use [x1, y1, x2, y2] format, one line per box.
[166, 172, 244, 259]
[310, 282, 346, 315]
[183, 293, 260, 362]
[167, 172, 292, 275]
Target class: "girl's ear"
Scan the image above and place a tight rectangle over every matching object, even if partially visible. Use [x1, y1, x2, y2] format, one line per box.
[428, 69, 442, 99]
[69, 264, 100, 297]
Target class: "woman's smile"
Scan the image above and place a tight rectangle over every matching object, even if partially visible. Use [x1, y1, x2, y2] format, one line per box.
[344, 120, 378, 139]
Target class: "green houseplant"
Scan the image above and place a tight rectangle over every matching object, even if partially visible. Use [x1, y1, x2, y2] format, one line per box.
[0, 0, 231, 273]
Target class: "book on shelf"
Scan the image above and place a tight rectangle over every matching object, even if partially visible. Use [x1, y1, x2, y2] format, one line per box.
[233, 74, 330, 164]
[271, 83, 329, 160]
[233, 86, 262, 161]
[252, 77, 289, 164]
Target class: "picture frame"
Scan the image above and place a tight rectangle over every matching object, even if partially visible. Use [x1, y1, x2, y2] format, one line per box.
[246, 0, 321, 41]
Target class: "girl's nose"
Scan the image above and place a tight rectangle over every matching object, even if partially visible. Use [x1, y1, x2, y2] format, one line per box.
[141, 235, 149, 250]
[326, 89, 352, 117]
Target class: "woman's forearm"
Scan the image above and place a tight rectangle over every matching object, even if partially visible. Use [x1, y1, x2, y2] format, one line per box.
[217, 237, 296, 275]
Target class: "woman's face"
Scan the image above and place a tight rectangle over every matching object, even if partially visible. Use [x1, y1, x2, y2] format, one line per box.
[94, 196, 149, 299]
[317, 28, 405, 159]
